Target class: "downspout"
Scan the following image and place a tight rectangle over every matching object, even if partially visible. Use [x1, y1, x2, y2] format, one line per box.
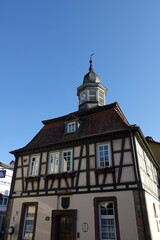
[57, 194, 59, 210]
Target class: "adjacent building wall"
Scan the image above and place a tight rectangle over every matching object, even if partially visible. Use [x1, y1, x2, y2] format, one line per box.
[0, 162, 14, 235]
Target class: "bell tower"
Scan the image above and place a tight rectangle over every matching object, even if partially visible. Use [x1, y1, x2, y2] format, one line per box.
[77, 56, 107, 110]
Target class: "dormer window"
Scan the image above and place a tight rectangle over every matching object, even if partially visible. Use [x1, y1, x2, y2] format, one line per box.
[67, 122, 76, 133]
[64, 115, 80, 134]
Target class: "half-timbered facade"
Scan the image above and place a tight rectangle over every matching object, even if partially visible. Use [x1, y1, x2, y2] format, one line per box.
[5, 59, 160, 240]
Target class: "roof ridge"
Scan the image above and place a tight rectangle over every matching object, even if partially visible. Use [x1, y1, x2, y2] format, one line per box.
[114, 103, 130, 126]
[42, 102, 118, 125]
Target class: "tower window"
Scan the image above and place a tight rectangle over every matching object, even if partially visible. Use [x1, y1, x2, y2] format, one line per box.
[99, 91, 104, 105]
[89, 90, 96, 101]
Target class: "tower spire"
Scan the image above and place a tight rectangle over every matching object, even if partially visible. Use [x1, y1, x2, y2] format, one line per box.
[77, 56, 107, 110]
[89, 53, 94, 72]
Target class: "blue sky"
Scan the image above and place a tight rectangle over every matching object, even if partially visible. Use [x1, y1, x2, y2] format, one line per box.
[0, 0, 160, 163]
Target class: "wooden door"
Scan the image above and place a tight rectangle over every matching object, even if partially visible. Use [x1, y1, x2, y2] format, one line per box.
[58, 215, 73, 240]
[51, 210, 77, 240]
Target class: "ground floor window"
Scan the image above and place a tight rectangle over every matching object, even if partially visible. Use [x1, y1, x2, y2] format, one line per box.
[18, 202, 38, 240]
[94, 197, 120, 240]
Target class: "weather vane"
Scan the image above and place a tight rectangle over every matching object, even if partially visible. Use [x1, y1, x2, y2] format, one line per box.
[89, 53, 94, 71]
[90, 53, 94, 61]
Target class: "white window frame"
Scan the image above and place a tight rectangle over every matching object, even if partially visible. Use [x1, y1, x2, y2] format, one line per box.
[97, 143, 111, 168]
[67, 122, 76, 133]
[47, 149, 73, 174]
[48, 152, 60, 174]
[29, 155, 40, 177]
[98, 201, 117, 240]
[61, 149, 73, 172]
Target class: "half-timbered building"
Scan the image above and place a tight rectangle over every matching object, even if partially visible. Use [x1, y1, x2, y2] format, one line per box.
[5, 59, 160, 240]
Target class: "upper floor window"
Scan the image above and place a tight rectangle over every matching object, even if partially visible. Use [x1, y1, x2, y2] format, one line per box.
[97, 143, 111, 168]
[67, 122, 76, 133]
[153, 203, 158, 218]
[29, 155, 40, 177]
[48, 152, 59, 174]
[48, 149, 73, 174]
[62, 150, 72, 172]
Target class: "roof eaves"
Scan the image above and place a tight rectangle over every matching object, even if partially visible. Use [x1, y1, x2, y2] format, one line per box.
[10, 127, 131, 156]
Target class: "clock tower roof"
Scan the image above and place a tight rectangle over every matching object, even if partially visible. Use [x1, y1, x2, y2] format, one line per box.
[77, 56, 107, 110]
[83, 56, 100, 84]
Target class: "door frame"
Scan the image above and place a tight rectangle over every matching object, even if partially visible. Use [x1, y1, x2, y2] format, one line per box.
[51, 210, 77, 240]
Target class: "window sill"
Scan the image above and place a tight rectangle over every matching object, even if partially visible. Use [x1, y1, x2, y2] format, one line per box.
[94, 167, 115, 174]
[25, 176, 40, 182]
[44, 171, 75, 180]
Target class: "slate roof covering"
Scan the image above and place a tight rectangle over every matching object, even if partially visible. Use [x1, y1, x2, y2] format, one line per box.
[11, 102, 131, 155]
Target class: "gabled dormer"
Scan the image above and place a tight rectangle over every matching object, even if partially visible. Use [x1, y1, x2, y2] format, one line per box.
[77, 56, 107, 110]
[64, 114, 80, 134]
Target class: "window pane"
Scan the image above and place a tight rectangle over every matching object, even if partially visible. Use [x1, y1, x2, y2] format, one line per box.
[27, 206, 36, 217]
[30, 156, 39, 176]
[67, 122, 76, 133]
[98, 144, 110, 168]
[60, 216, 72, 232]
[4, 198, 8, 205]
[50, 152, 59, 173]
[23, 205, 36, 240]
[63, 151, 72, 172]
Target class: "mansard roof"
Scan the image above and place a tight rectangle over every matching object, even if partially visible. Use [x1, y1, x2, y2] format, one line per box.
[11, 102, 131, 155]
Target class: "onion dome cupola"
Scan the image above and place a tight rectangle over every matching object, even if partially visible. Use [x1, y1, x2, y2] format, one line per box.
[77, 55, 107, 110]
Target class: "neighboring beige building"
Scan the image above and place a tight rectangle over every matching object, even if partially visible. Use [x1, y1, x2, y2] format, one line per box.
[146, 136, 160, 165]
[5, 59, 160, 240]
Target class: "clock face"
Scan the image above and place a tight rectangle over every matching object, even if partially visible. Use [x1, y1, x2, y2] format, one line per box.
[80, 92, 87, 102]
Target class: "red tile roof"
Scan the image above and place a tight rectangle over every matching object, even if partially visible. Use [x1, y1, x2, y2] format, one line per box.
[11, 102, 131, 154]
